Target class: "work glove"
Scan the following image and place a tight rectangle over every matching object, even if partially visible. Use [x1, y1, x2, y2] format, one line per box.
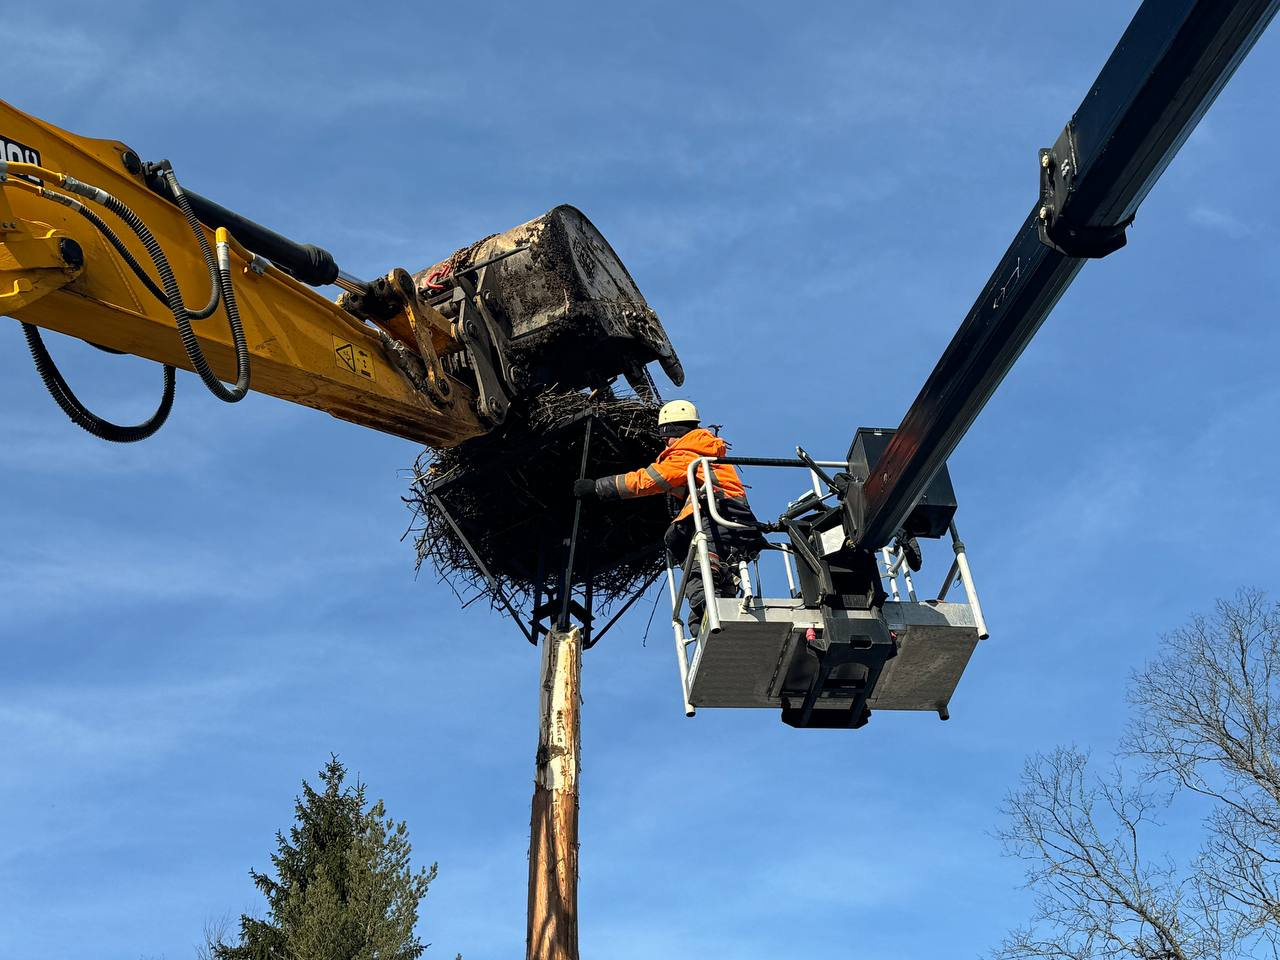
[895, 534, 923, 572]
[572, 478, 598, 498]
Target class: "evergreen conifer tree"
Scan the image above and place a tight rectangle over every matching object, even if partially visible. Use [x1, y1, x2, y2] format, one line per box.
[212, 756, 436, 960]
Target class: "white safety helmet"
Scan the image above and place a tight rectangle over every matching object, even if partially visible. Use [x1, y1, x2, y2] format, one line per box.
[657, 400, 700, 439]
[657, 399, 700, 428]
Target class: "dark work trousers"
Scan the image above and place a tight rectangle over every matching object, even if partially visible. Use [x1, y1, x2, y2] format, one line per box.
[664, 496, 765, 627]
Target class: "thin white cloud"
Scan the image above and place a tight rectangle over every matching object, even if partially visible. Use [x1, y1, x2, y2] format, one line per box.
[6, 18, 454, 128]
[1189, 203, 1255, 239]
[0, 673, 268, 773]
[0, 412, 215, 476]
[0, 513, 407, 627]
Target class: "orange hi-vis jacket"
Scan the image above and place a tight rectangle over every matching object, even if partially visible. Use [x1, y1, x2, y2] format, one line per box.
[594, 428, 747, 522]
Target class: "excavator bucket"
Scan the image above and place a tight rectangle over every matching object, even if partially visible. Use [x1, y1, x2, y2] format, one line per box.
[415, 205, 683, 402]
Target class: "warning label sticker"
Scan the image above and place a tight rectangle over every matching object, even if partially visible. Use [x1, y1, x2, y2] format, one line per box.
[332, 336, 374, 381]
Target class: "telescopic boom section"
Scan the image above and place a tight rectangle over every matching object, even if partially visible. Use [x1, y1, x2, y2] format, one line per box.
[856, 0, 1279, 551]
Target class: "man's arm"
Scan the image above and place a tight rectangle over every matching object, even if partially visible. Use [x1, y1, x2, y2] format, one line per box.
[580, 448, 696, 500]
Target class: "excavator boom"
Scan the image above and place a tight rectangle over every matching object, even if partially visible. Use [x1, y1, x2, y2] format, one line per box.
[0, 100, 680, 446]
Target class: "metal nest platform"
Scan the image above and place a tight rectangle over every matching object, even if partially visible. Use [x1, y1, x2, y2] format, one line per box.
[407, 389, 672, 643]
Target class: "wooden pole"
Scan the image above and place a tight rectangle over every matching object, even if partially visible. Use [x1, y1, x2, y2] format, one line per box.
[527, 624, 582, 960]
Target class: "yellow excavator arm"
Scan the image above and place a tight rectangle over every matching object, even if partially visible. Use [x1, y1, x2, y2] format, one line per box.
[0, 99, 681, 447]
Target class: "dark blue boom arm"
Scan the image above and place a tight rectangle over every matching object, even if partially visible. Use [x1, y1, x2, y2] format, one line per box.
[855, 0, 1279, 551]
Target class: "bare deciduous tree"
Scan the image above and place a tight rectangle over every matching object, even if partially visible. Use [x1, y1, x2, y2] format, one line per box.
[1127, 589, 1280, 946]
[996, 590, 1280, 960]
[997, 747, 1222, 960]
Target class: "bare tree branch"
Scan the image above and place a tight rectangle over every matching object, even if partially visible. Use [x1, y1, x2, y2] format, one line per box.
[996, 747, 1206, 960]
[197, 914, 233, 960]
[1125, 589, 1280, 943]
[996, 591, 1280, 960]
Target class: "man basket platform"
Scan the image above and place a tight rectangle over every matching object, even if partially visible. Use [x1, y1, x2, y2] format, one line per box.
[668, 428, 989, 730]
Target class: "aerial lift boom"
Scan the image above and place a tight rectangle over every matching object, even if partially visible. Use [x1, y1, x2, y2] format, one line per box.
[858, 0, 1278, 551]
[674, 0, 1279, 729]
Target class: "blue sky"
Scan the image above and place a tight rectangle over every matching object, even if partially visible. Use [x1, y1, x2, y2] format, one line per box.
[3, 2, 1279, 957]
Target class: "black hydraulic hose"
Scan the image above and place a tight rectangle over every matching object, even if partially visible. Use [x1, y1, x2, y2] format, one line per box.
[158, 164, 249, 399]
[64, 194, 165, 303]
[64, 168, 251, 402]
[61, 209, 174, 360]
[156, 165, 221, 320]
[21, 322, 174, 443]
[213, 251, 249, 398]
[37, 185, 219, 318]
[17, 187, 178, 440]
[17, 160, 247, 441]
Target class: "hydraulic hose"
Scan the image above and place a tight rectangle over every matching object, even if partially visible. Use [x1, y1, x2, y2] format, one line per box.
[1, 156, 252, 444]
[12, 184, 179, 441]
[213, 228, 249, 398]
[39, 187, 167, 304]
[156, 164, 221, 320]
[36, 180, 219, 319]
[61, 164, 250, 402]
[21, 321, 175, 443]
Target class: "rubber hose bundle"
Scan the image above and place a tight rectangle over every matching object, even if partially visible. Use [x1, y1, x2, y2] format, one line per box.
[23, 163, 250, 441]
[92, 166, 250, 402]
[39, 185, 221, 316]
[21, 191, 180, 442]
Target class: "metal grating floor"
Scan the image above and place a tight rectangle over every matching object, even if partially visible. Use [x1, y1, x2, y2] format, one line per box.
[688, 600, 980, 713]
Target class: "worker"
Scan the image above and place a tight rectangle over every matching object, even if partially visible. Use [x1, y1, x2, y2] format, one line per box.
[573, 400, 764, 631]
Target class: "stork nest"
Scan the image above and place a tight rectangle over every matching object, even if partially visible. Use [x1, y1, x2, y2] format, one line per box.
[406, 389, 672, 615]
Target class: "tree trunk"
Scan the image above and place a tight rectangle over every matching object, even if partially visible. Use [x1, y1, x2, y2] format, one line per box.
[526, 625, 581, 960]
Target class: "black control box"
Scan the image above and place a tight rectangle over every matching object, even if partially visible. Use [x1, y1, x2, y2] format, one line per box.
[847, 427, 957, 540]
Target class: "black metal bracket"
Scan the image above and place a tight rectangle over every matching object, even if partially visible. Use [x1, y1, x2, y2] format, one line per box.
[427, 493, 534, 645]
[558, 418, 594, 631]
[450, 276, 511, 426]
[795, 446, 837, 489]
[782, 517, 833, 603]
[1037, 125, 1135, 259]
[840, 475, 866, 549]
[778, 618, 899, 729]
[586, 567, 663, 649]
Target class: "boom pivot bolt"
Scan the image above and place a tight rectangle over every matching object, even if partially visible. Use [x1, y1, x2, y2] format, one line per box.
[57, 238, 84, 270]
